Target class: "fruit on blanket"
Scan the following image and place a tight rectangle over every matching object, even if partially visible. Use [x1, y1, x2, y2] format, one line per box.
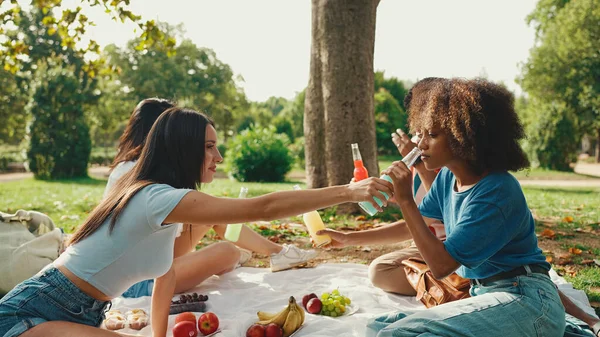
[301, 293, 317, 309]
[198, 312, 219, 335]
[306, 298, 322, 314]
[175, 312, 197, 325]
[172, 293, 209, 305]
[246, 324, 266, 337]
[170, 293, 209, 315]
[281, 297, 303, 337]
[256, 296, 304, 337]
[173, 321, 198, 337]
[294, 297, 305, 327]
[256, 303, 290, 326]
[170, 301, 207, 315]
[313, 289, 351, 317]
[265, 323, 283, 337]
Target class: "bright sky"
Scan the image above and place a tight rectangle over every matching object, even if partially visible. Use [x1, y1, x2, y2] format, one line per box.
[79, 0, 538, 102]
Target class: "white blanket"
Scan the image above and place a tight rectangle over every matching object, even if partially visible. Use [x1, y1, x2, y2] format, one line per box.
[109, 263, 597, 337]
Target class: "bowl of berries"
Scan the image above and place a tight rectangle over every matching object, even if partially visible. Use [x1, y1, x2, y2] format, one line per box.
[170, 292, 209, 315]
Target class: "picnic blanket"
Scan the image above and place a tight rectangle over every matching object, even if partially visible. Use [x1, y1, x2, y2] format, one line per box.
[108, 263, 597, 337]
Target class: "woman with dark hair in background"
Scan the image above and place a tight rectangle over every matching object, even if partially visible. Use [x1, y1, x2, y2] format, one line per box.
[105, 99, 317, 300]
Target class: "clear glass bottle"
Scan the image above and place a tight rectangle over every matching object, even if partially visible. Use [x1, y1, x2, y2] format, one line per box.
[358, 147, 422, 216]
[352, 143, 369, 181]
[224, 186, 249, 242]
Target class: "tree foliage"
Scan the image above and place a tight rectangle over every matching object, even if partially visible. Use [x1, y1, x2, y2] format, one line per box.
[27, 63, 94, 179]
[374, 88, 407, 155]
[105, 24, 247, 142]
[0, 68, 27, 144]
[1, 0, 171, 74]
[518, 0, 600, 166]
[6, 9, 98, 179]
[374, 72, 408, 155]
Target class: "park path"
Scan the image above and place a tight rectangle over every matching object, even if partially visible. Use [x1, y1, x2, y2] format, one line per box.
[1, 164, 600, 187]
[0, 166, 111, 182]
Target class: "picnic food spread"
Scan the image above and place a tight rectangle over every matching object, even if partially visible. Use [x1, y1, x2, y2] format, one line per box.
[302, 289, 352, 317]
[172, 311, 220, 337]
[103, 308, 149, 330]
[247, 296, 305, 337]
[170, 292, 208, 315]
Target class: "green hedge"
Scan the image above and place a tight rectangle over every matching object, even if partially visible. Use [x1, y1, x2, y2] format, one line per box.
[224, 126, 293, 182]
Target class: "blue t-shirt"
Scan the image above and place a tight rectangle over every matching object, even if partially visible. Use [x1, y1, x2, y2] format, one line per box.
[418, 168, 549, 279]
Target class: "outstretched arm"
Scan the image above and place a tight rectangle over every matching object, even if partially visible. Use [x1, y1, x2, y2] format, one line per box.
[165, 178, 393, 227]
[317, 220, 412, 248]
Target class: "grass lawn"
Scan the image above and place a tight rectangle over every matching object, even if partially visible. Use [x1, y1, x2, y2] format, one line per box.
[1, 176, 599, 312]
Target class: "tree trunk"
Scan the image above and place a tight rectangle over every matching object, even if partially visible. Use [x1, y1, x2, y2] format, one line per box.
[304, 0, 380, 204]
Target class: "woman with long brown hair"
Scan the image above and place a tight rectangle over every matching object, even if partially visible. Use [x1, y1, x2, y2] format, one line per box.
[106, 99, 316, 300]
[0, 107, 393, 337]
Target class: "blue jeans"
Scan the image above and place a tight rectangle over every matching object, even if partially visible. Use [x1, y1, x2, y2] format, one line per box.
[367, 270, 566, 337]
[121, 279, 154, 298]
[0, 267, 110, 337]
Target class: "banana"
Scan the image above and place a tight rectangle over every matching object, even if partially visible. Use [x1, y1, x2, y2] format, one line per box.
[256, 311, 277, 321]
[257, 304, 290, 327]
[294, 298, 305, 325]
[257, 296, 304, 336]
[282, 298, 302, 337]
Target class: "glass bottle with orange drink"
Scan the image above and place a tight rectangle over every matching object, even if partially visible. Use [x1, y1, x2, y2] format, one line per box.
[351, 143, 369, 181]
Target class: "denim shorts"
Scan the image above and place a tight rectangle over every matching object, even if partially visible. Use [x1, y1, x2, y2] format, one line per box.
[121, 279, 154, 298]
[0, 266, 110, 337]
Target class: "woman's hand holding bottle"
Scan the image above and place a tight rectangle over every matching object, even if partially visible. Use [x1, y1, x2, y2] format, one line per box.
[315, 229, 352, 248]
[381, 161, 414, 205]
[346, 177, 394, 212]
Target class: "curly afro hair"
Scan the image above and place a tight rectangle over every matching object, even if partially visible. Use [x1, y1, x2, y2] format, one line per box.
[404, 77, 447, 112]
[408, 78, 529, 174]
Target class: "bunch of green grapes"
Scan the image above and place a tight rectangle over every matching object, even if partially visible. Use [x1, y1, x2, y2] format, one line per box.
[319, 289, 351, 317]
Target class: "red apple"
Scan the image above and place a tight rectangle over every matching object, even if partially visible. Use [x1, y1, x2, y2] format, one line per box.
[265, 323, 283, 337]
[175, 312, 196, 325]
[173, 321, 198, 337]
[198, 312, 219, 335]
[306, 298, 322, 314]
[246, 324, 266, 337]
[302, 293, 318, 309]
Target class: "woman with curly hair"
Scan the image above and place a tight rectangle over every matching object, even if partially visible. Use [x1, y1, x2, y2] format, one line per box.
[315, 78, 445, 296]
[368, 78, 566, 336]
